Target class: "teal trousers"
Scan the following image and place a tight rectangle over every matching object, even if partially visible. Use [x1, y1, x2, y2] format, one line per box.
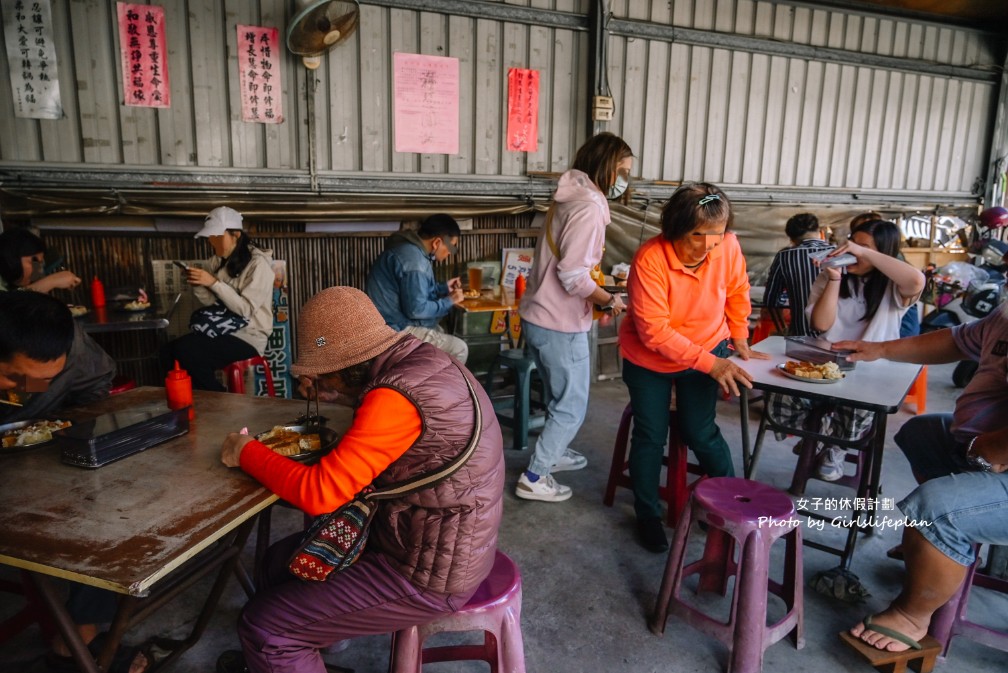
[622, 342, 735, 522]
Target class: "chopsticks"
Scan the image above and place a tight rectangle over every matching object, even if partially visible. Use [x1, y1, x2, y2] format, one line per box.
[0, 397, 24, 407]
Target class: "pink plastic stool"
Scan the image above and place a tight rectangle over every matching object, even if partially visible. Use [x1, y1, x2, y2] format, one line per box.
[650, 477, 804, 673]
[603, 403, 705, 526]
[389, 550, 525, 673]
[222, 355, 276, 397]
[929, 548, 1008, 659]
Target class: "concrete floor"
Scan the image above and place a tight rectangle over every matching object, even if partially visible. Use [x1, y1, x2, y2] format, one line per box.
[2, 360, 1006, 673]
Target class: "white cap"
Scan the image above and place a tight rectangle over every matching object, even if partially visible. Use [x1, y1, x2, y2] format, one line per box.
[195, 206, 243, 238]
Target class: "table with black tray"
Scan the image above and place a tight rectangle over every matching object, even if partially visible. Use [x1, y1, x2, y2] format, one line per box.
[0, 387, 350, 673]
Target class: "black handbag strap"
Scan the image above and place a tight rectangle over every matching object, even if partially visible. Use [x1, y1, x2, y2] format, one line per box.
[365, 363, 483, 501]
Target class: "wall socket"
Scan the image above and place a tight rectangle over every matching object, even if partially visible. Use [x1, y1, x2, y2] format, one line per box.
[592, 95, 614, 121]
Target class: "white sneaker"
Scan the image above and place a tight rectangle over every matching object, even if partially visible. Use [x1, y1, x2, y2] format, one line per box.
[515, 473, 572, 502]
[551, 448, 588, 472]
[817, 447, 846, 482]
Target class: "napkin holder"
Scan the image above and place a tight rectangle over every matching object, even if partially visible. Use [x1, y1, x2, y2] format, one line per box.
[784, 336, 856, 371]
[59, 403, 190, 468]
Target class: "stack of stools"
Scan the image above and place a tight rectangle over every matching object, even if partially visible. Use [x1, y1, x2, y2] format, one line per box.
[603, 402, 704, 526]
[389, 550, 526, 673]
[483, 349, 546, 451]
[649, 478, 804, 673]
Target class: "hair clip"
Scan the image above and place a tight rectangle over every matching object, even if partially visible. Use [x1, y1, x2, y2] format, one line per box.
[698, 194, 721, 206]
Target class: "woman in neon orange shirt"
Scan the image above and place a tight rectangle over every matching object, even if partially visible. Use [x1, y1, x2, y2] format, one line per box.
[619, 183, 767, 552]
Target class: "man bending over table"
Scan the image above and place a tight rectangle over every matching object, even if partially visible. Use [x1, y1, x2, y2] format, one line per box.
[834, 308, 1008, 654]
[0, 293, 150, 672]
[0, 291, 114, 424]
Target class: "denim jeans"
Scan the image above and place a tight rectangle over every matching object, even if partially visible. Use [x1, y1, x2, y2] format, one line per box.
[622, 342, 735, 522]
[899, 472, 1008, 566]
[521, 321, 590, 477]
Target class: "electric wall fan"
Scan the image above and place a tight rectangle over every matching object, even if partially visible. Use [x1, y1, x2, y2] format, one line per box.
[286, 0, 360, 69]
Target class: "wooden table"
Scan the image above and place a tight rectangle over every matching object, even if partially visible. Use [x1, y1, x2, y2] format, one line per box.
[77, 306, 171, 335]
[738, 337, 921, 568]
[450, 291, 521, 376]
[0, 387, 350, 672]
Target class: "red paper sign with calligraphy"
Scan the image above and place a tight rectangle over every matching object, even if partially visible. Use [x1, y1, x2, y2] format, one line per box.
[506, 68, 539, 153]
[237, 25, 283, 124]
[116, 2, 170, 108]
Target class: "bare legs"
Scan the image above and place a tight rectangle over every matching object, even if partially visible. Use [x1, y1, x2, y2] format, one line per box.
[849, 527, 967, 651]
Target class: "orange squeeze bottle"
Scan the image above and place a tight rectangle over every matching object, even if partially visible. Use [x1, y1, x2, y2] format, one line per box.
[165, 360, 194, 421]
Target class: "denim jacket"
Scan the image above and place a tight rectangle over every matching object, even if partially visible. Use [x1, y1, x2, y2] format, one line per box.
[366, 230, 452, 331]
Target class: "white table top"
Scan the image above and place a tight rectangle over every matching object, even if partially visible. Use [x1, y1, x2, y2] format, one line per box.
[743, 336, 922, 413]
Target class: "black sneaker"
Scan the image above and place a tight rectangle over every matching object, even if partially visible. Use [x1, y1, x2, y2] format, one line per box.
[636, 518, 669, 553]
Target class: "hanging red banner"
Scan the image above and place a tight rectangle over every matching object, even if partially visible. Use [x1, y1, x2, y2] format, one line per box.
[116, 2, 170, 108]
[237, 25, 283, 124]
[506, 68, 539, 153]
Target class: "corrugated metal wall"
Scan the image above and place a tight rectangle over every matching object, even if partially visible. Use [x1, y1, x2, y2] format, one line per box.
[604, 1, 1001, 195]
[0, 0, 591, 178]
[0, 1, 1000, 203]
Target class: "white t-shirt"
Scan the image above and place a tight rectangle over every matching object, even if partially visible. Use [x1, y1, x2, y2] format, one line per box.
[805, 274, 913, 342]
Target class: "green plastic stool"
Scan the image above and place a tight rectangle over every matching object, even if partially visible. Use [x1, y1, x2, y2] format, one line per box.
[483, 349, 546, 451]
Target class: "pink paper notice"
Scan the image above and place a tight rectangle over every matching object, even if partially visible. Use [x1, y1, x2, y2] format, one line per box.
[117, 2, 170, 108]
[393, 52, 459, 155]
[237, 25, 283, 123]
[506, 68, 539, 152]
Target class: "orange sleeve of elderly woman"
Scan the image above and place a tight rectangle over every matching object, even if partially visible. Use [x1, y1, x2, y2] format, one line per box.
[238, 387, 422, 516]
[619, 234, 750, 375]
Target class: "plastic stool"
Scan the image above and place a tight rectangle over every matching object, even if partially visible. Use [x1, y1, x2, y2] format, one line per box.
[904, 366, 928, 415]
[108, 375, 137, 395]
[222, 355, 276, 397]
[603, 402, 704, 526]
[389, 550, 525, 673]
[650, 478, 804, 673]
[929, 548, 1008, 660]
[483, 349, 545, 451]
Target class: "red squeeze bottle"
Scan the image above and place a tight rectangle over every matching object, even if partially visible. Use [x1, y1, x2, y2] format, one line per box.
[165, 360, 194, 421]
[90, 276, 106, 308]
[515, 273, 527, 302]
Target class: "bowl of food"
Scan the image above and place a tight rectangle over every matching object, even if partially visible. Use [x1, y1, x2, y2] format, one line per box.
[1, 419, 73, 451]
[255, 423, 339, 462]
[777, 360, 845, 384]
[121, 300, 152, 312]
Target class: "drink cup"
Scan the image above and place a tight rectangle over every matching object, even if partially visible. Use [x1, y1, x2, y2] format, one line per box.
[468, 266, 483, 291]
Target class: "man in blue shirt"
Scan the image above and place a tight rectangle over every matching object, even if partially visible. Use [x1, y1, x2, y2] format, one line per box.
[366, 214, 468, 363]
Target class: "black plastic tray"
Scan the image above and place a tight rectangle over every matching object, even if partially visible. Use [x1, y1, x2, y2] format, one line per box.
[59, 403, 190, 468]
[784, 336, 856, 371]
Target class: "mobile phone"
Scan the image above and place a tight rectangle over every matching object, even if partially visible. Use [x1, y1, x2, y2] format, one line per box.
[172, 260, 189, 272]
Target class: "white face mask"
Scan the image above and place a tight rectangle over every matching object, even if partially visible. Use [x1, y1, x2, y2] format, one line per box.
[607, 175, 629, 200]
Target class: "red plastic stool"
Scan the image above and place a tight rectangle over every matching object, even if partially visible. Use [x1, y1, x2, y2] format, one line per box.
[108, 375, 136, 395]
[603, 402, 704, 526]
[222, 355, 276, 397]
[0, 572, 54, 645]
[650, 478, 804, 673]
[904, 365, 928, 415]
[389, 550, 525, 673]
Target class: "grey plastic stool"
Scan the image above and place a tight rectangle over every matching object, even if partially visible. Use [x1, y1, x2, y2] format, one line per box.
[483, 349, 546, 451]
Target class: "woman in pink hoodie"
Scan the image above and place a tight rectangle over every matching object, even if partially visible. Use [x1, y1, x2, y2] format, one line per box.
[515, 132, 633, 503]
